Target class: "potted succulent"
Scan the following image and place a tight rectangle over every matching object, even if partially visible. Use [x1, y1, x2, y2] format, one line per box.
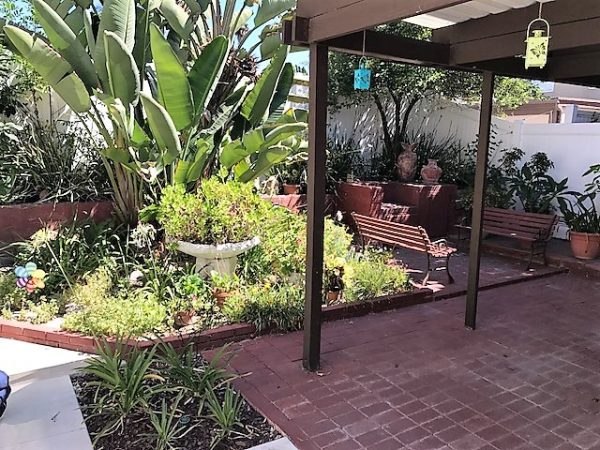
[558, 165, 600, 260]
[157, 180, 261, 276]
[278, 162, 307, 195]
[210, 271, 240, 308]
[172, 274, 211, 328]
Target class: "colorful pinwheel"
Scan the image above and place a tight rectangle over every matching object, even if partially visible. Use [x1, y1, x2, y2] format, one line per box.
[14, 262, 46, 293]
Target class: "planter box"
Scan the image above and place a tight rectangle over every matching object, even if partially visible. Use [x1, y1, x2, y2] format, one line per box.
[0, 318, 256, 354]
[322, 288, 432, 321]
[0, 201, 114, 244]
[0, 290, 431, 353]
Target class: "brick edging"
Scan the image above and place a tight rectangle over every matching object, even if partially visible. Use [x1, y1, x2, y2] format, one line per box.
[0, 289, 431, 353]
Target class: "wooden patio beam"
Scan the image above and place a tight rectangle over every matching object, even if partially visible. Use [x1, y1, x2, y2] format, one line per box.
[303, 43, 328, 372]
[448, 16, 600, 66]
[301, 0, 471, 43]
[433, 0, 600, 45]
[465, 71, 495, 331]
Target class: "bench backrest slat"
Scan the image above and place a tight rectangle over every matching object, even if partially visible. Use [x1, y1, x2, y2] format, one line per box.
[483, 208, 557, 241]
[352, 213, 431, 252]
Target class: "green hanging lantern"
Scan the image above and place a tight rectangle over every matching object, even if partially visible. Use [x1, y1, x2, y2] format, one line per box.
[525, 11, 550, 70]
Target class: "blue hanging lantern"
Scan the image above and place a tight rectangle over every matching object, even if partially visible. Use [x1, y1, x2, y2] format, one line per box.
[354, 58, 371, 90]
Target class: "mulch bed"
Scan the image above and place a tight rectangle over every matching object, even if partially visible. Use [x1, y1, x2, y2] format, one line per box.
[71, 367, 281, 450]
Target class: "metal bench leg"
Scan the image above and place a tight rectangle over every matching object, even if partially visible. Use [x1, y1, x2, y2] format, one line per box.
[527, 243, 535, 271]
[446, 254, 455, 284]
[422, 254, 431, 287]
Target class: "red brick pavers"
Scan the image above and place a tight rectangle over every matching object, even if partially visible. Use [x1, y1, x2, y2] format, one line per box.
[223, 273, 600, 449]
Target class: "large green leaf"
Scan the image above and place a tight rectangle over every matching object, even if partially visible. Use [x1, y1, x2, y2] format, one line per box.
[260, 33, 282, 60]
[185, 137, 211, 182]
[4, 26, 91, 113]
[263, 123, 306, 148]
[254, 0, 295, 27]
[33, 0, 98, 90]
[269, 62, 294, 115]
[188, 35, 229, 117]
[54, 72, 92, 113]
[201, 83, 248, 136]
[241, 45, 288, 127]
[236, 146, 290, 182]
[140, 92, 181, 166]
[94, 0, 136, 90]
[220, 139, 249, 168]
[159, 0, 194, 39]
[104, 31, 140, 106]
[4, 25, 71, 86]
[149, 24, 193, 130]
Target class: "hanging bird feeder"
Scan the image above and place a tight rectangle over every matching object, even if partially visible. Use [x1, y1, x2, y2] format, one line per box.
[525, 3, 551, 69]
[354, 32, 371, 90]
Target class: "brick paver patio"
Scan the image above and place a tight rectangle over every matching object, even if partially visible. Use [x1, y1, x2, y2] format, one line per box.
[222, 273, 600, 449]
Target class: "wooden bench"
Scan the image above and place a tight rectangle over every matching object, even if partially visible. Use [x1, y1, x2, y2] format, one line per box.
[352, 213, 457, 287]
[482, 207, 558, 269]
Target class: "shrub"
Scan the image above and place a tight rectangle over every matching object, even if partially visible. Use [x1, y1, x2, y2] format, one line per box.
[62, 273, 166, 337]
[223, 283, 304, 332]
[344, 256, 410, 302]
[158, 180, 266, 245]
[18, 299, 59, 324]
[0, 270, 26, 312]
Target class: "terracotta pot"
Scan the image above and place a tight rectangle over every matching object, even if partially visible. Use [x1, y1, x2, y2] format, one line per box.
[396, 143, 418, 182]
[569, 231, 600, 260]
[213, 289, 234, 308]
[421, 159, 443, 185]
[174, 309, 196, 328]
[327, 291, 341, 304]
[283, 184, 301, 195]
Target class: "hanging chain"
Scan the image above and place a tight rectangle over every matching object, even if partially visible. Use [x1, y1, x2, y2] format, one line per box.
[362, 30, 367, 56]
[538, 1, 543, 19]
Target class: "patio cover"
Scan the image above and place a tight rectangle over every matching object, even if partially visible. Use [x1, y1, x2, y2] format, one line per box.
[286, 0, 600, 371]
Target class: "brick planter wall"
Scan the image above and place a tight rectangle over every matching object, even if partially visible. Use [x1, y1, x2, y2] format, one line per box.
[0, 201, 114, 244]
[0, 289, 432, 353]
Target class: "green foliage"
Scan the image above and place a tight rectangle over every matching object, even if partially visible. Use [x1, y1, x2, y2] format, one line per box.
[81, 340, 166, 439]
[0, 114, 110, 205]
[145, 393, 194, 450]
[558, 165, 600, 233]
[17, 299, 59, 324]
[13, 221, 125, 295]
[0, 271, 26, 312]
[4, 0, 304, 223]
[206, 385, 243, 449]
[157, 179, 265, 244]
[506, 152, 568, 214]
[344, 255, 410, 303]
[63, 293, 167, 337]
[223, 283, 304, 332]
[325, 134, 367, 192]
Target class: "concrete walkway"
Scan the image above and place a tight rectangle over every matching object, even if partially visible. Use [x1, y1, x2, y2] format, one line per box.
[0, 338, 92, 450]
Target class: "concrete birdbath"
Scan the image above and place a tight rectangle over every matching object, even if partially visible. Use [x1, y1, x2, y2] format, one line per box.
[177, 237, 260, 276]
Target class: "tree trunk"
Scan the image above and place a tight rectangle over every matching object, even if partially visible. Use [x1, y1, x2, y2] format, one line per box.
[400, 95, 421, 144]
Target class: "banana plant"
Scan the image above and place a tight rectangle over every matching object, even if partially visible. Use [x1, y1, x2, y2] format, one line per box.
[4, 0, 304, 224]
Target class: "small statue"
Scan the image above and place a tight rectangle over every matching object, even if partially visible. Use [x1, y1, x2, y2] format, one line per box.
[396, 143, 418, 182]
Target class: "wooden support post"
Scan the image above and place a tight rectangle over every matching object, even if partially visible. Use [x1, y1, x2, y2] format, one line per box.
[303, 43, 328, 371]
[465, 71, 495, 330]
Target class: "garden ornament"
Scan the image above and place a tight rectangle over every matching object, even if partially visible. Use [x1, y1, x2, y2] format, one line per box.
[525, 2, 551, 69]
[14, 262, 46, 293]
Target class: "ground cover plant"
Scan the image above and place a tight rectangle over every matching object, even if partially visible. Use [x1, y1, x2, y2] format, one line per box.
[72, 340, 279, 450]
[2, 179, 412, 338]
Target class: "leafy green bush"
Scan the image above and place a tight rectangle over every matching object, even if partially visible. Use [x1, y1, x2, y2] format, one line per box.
[18, 299, 59, 324]
[158, 180, 266, 245]
[13, 220, 127, 295]
[344, 256, 410, 302]
[223, 283, 304, 332]
[63, 293, 166, 337]
[62, 273, 166, 336]
[0, 270, 26, 312]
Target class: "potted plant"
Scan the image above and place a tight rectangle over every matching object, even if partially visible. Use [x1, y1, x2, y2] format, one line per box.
[558, 165, 600, 260]
[326, 266, 345, 304]
[210, 271, 240, 307]
[278, 161, 307, 195]
[157, 180, 261, 276]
